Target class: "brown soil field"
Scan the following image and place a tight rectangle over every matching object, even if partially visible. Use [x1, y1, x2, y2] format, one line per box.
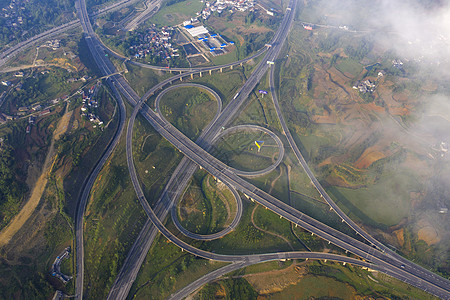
[418, 225, 440, 245]
[312, 111, 336, 124]
[389, 105, 412, 116]
[393, 92, 410, 103]
[354, 146, 386, 169]
[393, 228, 405, 247]
[363, 102, 385, 114]
[244, 264, 307, 295]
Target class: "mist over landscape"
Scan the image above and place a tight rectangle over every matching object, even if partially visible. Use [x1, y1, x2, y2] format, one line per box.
[0, 0, 449, 298]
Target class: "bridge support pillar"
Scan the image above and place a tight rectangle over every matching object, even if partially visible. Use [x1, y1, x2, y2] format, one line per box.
[209, 69, 212, 75]
[240, 62, 243, 66]
[329, 206, 333, 211]
[230, 65, 233, 70]
[169, 70, 172, 74]
[343, 262, 346, 266]
[324, 259, 327, 263]
[311, 233, 314, 236]
[199, 72, 202, 77]
[179, 71, 182, 74]
[191, 73, 194, 79]
[220, 67, 223, 73]
[180, 77, 183, 81]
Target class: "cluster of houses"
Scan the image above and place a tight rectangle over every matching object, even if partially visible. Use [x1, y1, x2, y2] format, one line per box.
[199, 0, 255, 19]
[392, 59, 404, 70]
[353, 79, 376, 94]
[1, 80, 12, 86]
[1, 0, 27, 31]
[302, 23, 315, 31]
[67, 75, 90, 83]
[25, 115, 36, 134]
[128, 25, 179, 61]
[17, 102, 52, 116]
[43, 39, 61, 50]
[0, 97, 56, 126]
[0, 113, 13, 124]
[80, 85, 103, 127]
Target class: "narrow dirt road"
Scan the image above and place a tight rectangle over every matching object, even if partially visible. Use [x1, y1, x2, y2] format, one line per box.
[0, 106, 72, 247]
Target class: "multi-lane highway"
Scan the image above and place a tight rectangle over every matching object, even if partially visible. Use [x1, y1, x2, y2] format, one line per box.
[121, 0, 450, 296]
[267, 62, 450, 296]
[73, 0, 450, 298]
[127, 93, 450, 299]
[167, 252, 395, 300]
[0, 0, 142, 69]
[124, 0, 162, 31]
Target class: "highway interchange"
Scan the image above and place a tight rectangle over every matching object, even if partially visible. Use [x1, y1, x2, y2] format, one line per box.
[14, 0, 448, 298]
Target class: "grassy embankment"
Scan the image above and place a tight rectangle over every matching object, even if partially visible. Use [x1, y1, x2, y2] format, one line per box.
[83, 65, 184, 298]
[196, 259, 439, 300]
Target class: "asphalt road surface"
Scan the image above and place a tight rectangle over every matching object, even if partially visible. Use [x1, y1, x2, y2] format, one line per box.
[74, 0, 450, 298]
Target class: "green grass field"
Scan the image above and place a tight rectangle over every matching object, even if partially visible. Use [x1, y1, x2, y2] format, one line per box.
[328, 170, 418, 227]
[200, 200, 295, 254]
[335, 58, 363, 77]
[191, 68, 246, 106]
[128, 227, 228, 299]
[159, 86, 217, 140]
[209, 49, 239, 66]
[124, 63, 170, 96]
[178, 173, 235, 234]
[148, 0, 204, 27]
[212, 130, 279, 172]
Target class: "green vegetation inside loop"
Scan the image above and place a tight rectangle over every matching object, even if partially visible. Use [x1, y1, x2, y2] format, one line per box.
[212, 130, 279, 172]
[178, 173, 237, 235]
[200, 200, 295, 254]
[160, 86, 217, 140]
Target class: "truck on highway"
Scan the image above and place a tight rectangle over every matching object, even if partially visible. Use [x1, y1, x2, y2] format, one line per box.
[233, 92, 240, 100]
